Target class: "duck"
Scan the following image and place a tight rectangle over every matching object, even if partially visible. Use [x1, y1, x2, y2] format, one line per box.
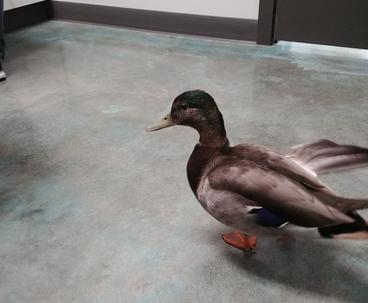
[146, 90, 368, 250]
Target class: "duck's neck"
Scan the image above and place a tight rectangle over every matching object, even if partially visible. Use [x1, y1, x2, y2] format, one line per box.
[197, 122, 229, 150]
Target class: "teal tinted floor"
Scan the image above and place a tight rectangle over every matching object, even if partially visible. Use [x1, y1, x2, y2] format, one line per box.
[1, 21, 368, 303]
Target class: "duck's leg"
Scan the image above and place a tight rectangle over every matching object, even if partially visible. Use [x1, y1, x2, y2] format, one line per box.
[222, 230, 257, 250]
[276, 234, 296, 246]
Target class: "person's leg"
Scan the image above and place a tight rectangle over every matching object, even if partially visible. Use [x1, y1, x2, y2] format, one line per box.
[0, 0, 6, 81]
[0, 0, 5, 62]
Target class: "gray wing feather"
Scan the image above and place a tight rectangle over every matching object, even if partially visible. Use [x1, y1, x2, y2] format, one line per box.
[288, 139, 368, 175]
[233, 143, 332, 192]
[208, 162, 354, 228]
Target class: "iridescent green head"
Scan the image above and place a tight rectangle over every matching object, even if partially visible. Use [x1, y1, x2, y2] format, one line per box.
[146, 90, 225, 136]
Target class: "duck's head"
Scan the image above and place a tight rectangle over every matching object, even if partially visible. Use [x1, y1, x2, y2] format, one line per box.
[146, 90, 221, 131]
[146, 90, 228, 148]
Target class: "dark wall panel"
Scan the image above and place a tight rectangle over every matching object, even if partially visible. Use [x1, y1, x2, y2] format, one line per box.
[274, 0, 368, 49]
[257, 0, 277, 45]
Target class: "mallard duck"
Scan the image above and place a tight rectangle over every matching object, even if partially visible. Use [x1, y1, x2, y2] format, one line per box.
[146, 90, 368, 250]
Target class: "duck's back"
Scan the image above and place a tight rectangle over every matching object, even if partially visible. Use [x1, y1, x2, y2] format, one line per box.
[230, 143, 282, 164]
[188, 142, 331, 196]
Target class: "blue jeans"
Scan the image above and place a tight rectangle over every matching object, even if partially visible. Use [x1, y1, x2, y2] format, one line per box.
[0, 0, 5, 62]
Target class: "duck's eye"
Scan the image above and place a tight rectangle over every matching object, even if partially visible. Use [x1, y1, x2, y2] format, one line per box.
[180, 104, 188, 111]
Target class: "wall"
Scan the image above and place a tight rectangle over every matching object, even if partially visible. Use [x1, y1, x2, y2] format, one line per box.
[4, 0, 46, 11]
[4, 0, 12, 10]
[56, 0, 260, 20]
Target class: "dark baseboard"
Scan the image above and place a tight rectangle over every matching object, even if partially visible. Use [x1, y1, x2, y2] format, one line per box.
[4, 1, 53, 33]
[51, 1, 257, 41]
[3, 1, 257, 41]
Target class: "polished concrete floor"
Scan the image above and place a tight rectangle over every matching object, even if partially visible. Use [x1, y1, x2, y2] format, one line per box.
[1, 21, 368, 303]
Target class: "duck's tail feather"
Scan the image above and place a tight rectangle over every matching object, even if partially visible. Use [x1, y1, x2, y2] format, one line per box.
[319, 223, 368, 239]
[290, 139, 368, 238]
[319, 211, 368, 239]
[287, 139, 368, 176]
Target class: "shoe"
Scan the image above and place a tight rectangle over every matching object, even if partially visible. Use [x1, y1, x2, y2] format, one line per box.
[0, 62, 6, 82]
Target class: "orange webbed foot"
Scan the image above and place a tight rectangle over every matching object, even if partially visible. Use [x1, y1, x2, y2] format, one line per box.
[222, 230, 257, 251]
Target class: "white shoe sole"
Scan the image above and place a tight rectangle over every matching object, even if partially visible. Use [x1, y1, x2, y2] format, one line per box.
[0, 70, 6, 81]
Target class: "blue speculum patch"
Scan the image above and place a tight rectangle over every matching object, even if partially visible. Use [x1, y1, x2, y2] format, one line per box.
[254, 208, 288, 227]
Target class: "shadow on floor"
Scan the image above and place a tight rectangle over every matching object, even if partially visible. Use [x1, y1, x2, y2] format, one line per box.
[222, 237, 368, 302]
[0, 113, 52, 217]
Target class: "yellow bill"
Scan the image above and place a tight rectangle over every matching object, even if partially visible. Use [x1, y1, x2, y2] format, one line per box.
[146, 113, 175, 132]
